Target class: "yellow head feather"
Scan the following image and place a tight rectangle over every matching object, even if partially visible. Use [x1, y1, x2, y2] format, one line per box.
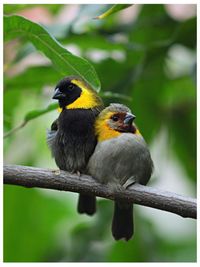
[57, 78, 101, 112]
[95, 111, 121, 142]
[67, 79, 100, 109]
[95, 104, 141, 142]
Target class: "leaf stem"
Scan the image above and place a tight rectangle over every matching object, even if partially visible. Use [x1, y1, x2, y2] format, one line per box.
[4, 121, 27, 139]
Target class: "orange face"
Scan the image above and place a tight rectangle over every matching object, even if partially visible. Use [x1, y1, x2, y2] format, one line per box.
[95, 111, 140, 142]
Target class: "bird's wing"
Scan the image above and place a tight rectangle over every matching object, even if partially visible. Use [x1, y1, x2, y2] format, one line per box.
[50, 119, 58, 131]
[46, 119, 58, 148]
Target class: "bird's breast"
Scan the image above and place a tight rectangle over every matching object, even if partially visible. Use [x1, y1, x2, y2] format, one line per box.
[52, 108, 98, 172]
[88, 133, 153, 186]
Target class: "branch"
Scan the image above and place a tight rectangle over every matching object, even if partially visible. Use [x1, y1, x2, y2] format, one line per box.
[3, 165, 196, 219]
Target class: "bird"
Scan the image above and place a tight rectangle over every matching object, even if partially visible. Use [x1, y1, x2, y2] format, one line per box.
[47, 76, 104, 215]
[87, 103, 153, 241]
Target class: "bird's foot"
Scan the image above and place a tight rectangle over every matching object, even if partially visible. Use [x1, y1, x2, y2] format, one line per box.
[76, 171, 81, 177]
[70, 170, 81, 177]
[52, 169, 61, 175]
[107, 182, 124, 193]
[123, 177, 136, 189]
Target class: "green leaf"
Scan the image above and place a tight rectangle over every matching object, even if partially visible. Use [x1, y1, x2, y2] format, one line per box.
[4, 15, 101, 92]
[95, 4, 133, 19]
[24, 103, 58, 122]
[3, 103, 58, 138]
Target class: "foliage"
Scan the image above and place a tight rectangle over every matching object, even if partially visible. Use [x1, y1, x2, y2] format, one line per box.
[4, 15, 101, 91]
[4, 4, 196, 262]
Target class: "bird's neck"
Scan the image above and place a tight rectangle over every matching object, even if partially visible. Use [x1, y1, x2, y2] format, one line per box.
[95, 119, 121, 142]
[58, 88, 102, 112]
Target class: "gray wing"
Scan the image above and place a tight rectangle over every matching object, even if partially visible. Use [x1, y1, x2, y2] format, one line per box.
[46, 119, 58, 150]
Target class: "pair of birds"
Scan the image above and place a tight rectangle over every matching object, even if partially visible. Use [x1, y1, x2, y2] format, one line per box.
[47, 76, 153, 241]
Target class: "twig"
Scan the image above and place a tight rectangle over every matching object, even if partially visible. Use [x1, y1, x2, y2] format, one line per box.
[3, 121, 27, 138]
[3, 164, 196, 219]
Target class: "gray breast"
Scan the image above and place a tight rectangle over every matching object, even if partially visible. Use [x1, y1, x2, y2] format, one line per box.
[88, 133, 153, 186]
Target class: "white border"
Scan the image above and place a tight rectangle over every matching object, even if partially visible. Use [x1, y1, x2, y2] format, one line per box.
[1, 0, 3, 264]
[1, 1, 199, 266]
[1, 0, 199, 5]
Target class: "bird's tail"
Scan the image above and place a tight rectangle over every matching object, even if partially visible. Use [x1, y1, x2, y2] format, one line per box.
[77, 193, 96, 216]
[112, 201, 134, 241]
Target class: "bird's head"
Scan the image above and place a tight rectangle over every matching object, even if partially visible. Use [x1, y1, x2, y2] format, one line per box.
[95, 103, 140, 142]
[52, 76, 103, 111]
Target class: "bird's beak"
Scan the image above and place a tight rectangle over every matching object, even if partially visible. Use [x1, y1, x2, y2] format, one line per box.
[124, 113, 136, 125]
[52, 88, 65, 100]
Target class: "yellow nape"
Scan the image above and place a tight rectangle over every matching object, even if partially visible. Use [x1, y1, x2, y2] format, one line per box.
[66, 79, 98, 109]
[95, 112, 120, 142]
[57, 107, 62, 113]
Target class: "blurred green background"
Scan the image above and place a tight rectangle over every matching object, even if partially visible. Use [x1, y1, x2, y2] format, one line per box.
[4, 4, 196, 262]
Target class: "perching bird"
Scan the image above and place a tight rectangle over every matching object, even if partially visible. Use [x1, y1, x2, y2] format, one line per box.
[87, 103, 153, 241]
[47, 76, 104, 215]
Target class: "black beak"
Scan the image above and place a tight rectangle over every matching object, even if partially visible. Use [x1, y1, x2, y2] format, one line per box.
[124, 113, 136, 125]
[52, 88, 65, 100]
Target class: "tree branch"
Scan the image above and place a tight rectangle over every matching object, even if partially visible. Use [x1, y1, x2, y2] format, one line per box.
[3, 165, 196, 219]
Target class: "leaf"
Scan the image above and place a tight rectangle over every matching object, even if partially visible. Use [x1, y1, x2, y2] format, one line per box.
[94, 4, 133, 19]
[24, 103, 58, 122]
[3, 103, 58, 138]
[4, 15, 101, 92]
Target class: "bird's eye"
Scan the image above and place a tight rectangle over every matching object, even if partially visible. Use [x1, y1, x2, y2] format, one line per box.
[111, 115, 119, 122]
[68, 84, 75, 91]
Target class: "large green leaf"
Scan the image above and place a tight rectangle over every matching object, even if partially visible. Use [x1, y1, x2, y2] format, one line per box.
[4, 15, 101, 92]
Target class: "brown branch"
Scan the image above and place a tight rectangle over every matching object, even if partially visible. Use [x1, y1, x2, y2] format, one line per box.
[3, 164, 196, 219]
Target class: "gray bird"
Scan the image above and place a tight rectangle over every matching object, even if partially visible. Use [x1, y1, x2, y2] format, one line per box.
[87, 103, 153, 241]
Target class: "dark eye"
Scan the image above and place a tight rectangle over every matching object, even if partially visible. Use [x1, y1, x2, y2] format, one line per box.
[111, 115, 119, 122]
[68, 84, 75, 91]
